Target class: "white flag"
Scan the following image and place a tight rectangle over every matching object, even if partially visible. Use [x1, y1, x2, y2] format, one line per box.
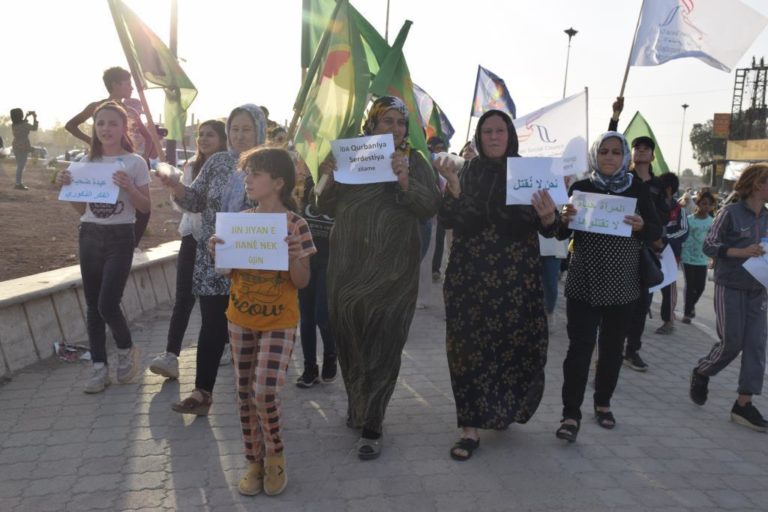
[513, 90, 588, 258]
[629, 0, 768, 72]
[513, 89, 588, 177]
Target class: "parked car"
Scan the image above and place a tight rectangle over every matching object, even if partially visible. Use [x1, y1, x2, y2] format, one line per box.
[54, 149, 88, 163]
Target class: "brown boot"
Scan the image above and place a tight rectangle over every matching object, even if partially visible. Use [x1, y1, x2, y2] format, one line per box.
[264, 452, 287, 496]
[238, 462, 264, 496]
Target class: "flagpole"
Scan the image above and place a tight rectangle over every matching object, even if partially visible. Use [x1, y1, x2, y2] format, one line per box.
[107, 0, 165, 163]
[385, 0, 390, 43]
[166, 0, 178, 165]
[618, 0, 645, 98]
[466, 65, 481, 142]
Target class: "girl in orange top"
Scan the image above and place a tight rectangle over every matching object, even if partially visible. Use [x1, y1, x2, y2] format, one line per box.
[209, 147, 315, 497]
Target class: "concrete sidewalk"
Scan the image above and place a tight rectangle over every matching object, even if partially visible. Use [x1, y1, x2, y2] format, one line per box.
[1, 281, 767, 512]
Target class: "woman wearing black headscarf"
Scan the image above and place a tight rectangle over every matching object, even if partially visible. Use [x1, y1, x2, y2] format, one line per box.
[317, 96, 441, 460]
[436, 110, 559, 460]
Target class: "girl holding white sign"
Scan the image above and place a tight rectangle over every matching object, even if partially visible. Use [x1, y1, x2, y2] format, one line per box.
[555, 132, 661, 443]
[55, 101, 151, 393]
[209, 147, 316, 496]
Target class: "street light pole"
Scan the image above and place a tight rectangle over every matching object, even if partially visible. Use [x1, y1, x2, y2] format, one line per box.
[562, 27, 578, 99]
[677, 103, 689, 175]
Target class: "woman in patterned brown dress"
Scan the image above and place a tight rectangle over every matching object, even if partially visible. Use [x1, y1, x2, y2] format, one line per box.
[436, 109, 559, 460]
[317, 96, 440, 460]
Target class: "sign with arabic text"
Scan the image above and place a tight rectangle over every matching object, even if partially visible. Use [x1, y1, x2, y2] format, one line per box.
[58, 162, 121, 204]
[506, 157, 568, 205]
[569, 191, 637, 237]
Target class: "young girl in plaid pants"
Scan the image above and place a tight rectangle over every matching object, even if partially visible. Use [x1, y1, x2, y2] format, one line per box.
[210, 147, 315, 496]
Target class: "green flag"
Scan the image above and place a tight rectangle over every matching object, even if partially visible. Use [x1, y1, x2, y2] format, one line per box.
[623, 111, 670, 173]
[368, 22, 430, 163]
[301, 0, 337, 69]
[108, 0, 197, 141]
[294, 0, 371, 182]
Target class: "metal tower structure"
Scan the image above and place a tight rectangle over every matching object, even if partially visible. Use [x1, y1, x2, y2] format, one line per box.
[730, 57, 768, 141]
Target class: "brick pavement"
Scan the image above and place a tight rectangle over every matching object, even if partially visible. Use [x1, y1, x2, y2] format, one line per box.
[1, 281, 767, 511]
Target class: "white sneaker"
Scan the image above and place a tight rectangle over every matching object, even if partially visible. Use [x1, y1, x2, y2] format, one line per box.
[219, 346, 232, 367]
[84, 365, 111, 394]
[116, 345, 141, 383]
[149, 352, 179, 379]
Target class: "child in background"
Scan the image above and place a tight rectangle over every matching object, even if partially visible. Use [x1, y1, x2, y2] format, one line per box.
[691, 163, 768, 432]
[56, 101, 150, 393]
[209, 147, 315, 496]
[680, 190, 716, 324]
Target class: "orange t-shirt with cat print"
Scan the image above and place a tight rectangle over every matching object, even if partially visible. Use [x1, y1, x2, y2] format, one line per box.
[226, 210, 316, 331]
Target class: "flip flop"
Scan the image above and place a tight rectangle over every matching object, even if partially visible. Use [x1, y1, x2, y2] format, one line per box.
[450, 438, 480, 461]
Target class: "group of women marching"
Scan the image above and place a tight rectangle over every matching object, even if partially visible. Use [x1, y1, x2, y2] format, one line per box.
[56, 92, 768, 498]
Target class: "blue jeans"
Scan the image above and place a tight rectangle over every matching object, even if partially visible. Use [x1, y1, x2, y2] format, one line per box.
[15, 151, 28, 185]
[542, 256, 561, 314]
[79, 223, 135, 364]
[298, 258, 335, 367]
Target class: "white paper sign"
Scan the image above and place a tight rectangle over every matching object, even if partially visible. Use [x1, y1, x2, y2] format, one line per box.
[506, 157, 568, 206]
[539, 236, 569, 258]
[743, 254, 768, 289]
[58, 162, 121, 204]
[569, 192, 637, 237]
[649, 245, 679, 293]
[214, 213, 289, 271]
[331, 134, 396, 185]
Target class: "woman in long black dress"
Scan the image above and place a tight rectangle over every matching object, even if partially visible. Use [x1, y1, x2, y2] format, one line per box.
[317, 96, 440, 460]
[436, 109, 559, 460]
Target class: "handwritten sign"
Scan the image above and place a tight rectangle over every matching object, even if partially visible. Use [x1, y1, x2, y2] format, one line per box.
[649, 245, 679, 293]
[58, 162, 121, 204]
[506, 157, 568, 205]
[214, 213, 289, 271]
[569, 191, 637, 237]
[331, 134, 397, 185]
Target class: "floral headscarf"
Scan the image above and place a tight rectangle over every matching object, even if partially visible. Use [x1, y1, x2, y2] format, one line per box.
[362, 96, 410, 151]
[226, 103, 267, 152]
[588, 131, 633, 193]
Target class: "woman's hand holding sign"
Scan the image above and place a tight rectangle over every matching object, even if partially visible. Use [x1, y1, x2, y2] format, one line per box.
[391, 153, 409, 191]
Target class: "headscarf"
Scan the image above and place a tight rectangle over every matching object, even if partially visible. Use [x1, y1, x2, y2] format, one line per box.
[362, 96, 410, 151]
[473, 110, 519, 172]
[588, 131, 633, 193]
[226, 103, 267, 152]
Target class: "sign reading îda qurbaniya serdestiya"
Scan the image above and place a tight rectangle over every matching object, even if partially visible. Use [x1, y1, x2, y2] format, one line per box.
[331, 133, 397, 185]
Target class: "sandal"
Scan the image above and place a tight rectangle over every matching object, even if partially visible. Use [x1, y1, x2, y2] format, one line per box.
[356, 436, 382, 461]
[594, 407, 616, 429]
[555, 419, 580, 443]
[449, 438, 480, 461]
[172, 389, 212, 416]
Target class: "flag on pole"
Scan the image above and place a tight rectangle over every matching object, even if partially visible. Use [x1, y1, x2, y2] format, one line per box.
[623, 111, 670, 173]
[628, 0, 768, 72]
[108, 0, 197, 141]
[368, 22, 430, 163]
[293, 0, 372, 182]
[471, 65, 516, 118]
[413, 83, 455, 145]
[513, 89, 588, 176]
[301, 0, 337, 69]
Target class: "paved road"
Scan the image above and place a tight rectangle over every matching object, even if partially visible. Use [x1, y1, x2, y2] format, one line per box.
[1, 281, 767, 511]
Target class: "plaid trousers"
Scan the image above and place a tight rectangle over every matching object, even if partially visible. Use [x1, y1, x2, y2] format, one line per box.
[228, 322, 295, 463]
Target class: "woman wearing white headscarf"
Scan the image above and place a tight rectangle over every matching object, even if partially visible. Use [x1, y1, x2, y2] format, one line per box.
[555, 131, 661, 443]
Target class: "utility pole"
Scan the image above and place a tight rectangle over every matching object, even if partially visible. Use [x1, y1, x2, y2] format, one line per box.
[562, 27, 578, 99]
[677, 103, 689, 175]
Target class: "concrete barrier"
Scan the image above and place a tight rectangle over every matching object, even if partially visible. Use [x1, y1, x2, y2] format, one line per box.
[0, 241, 180, 379]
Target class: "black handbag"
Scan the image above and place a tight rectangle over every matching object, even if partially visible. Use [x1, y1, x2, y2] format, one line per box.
[639, 246, 664, 288]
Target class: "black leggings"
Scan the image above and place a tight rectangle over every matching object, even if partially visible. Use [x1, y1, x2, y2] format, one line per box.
[683, 264, 707, 317]
[194, 295, 230, 393]
[133, 210, 151, 248]
[166, 235, 197, 355]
